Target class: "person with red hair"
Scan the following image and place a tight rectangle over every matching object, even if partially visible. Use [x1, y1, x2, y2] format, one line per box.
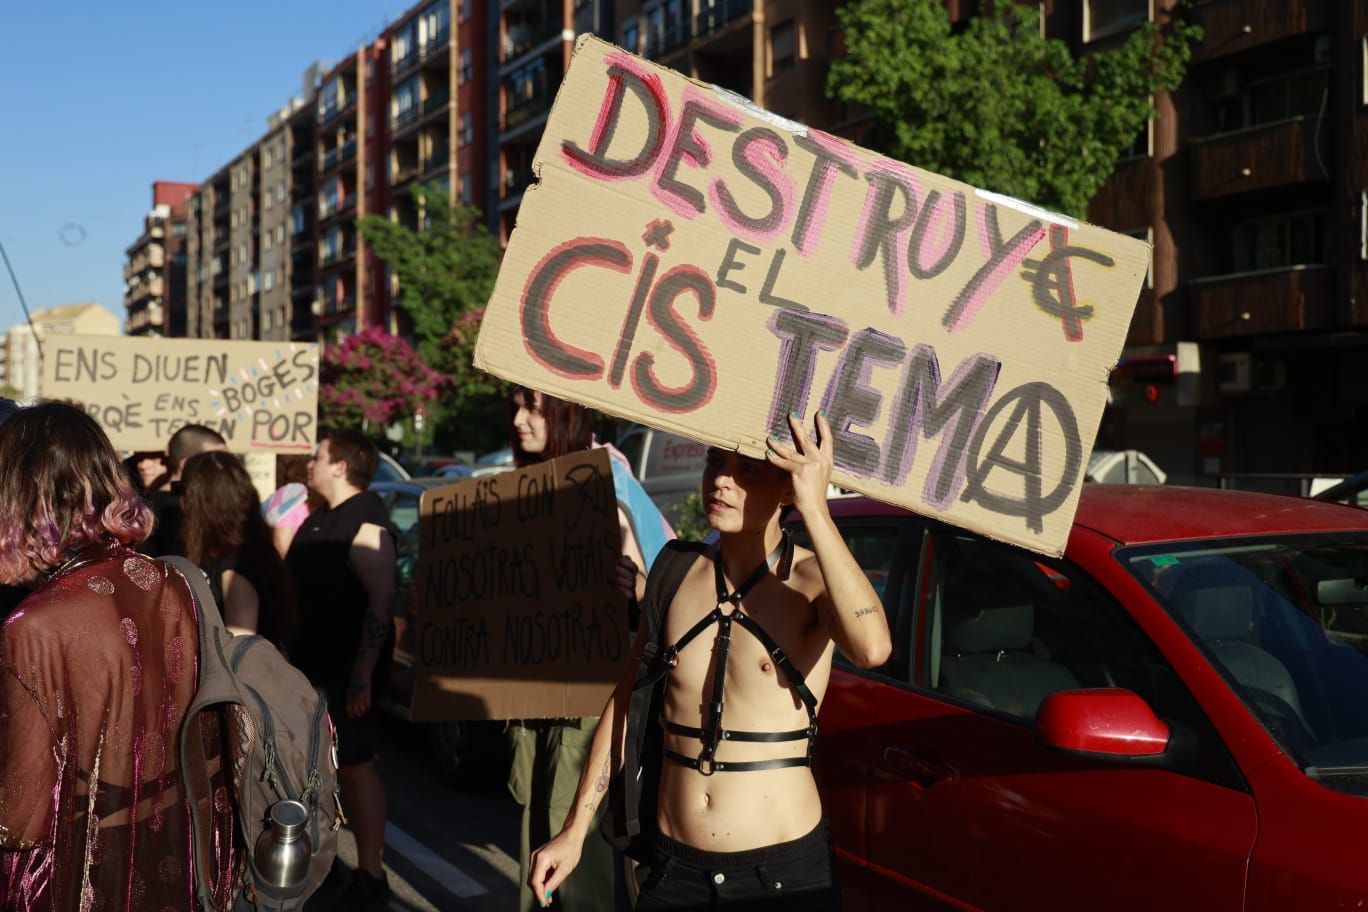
[0, 401, 235, 910]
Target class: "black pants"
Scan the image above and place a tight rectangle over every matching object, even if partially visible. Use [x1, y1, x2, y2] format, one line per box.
[635, 821, 840, 911]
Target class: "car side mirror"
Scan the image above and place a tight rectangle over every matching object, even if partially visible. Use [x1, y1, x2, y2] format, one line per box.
[1037, 688, 1169, 758]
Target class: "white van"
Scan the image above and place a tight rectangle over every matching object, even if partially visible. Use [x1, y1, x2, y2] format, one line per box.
[614, 424, 707, 526]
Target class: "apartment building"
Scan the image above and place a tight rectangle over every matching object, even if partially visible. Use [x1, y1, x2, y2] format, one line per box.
[0, 303, 119, 401]
[1082, 0, 1368, 482]
[123, 181, 196, 337]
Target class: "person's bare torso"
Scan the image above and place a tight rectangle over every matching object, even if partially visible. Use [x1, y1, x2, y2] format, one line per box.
[655, 546, 834, 851]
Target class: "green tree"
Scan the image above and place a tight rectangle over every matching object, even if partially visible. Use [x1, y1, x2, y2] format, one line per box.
[356, 182, 501, 360]
[829, 0, 1201, 217]
[356, 182, 506, 454]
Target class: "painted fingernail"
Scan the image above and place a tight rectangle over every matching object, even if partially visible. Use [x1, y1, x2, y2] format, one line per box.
[818, 409, 827, 417]
[789, 410, 800, 419]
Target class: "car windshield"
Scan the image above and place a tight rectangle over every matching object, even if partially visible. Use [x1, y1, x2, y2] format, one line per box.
[1121, 533, 1368, 795]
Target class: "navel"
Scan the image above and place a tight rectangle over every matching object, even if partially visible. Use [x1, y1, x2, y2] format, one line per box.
[702, 792, 712, 808]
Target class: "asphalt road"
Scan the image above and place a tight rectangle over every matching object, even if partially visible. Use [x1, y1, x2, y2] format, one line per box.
[307, 715, 521, 912]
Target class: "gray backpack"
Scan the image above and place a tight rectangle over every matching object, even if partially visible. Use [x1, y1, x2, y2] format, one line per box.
[166, 556, 344, 911]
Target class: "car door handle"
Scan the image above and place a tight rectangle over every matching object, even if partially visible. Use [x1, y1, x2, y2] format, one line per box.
[881, 747, 957, 787]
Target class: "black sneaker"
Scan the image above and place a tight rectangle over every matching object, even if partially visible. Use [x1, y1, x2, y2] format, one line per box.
[333, 868, 391, 912]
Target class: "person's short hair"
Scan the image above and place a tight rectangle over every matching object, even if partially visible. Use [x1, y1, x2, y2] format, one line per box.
[0, 398, 21, 426]
[509, 387, 595, 466]
[167, 423, 227, 474]
[0, 401, 154, 581]
[321, 428, 379, 489]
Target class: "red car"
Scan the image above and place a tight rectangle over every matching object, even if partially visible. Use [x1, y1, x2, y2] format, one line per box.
[797, 486, 1368, 911]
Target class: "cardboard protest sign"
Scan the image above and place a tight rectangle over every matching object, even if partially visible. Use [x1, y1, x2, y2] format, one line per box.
[475, 36, 1150, 556]
[411, 447, 627, 721]
[41, 335, 319, 453]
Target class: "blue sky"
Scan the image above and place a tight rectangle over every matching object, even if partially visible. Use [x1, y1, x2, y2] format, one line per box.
[0, 2, 405, 332]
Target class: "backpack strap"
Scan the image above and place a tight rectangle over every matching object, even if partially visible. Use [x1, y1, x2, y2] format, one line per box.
[611, 540, 706, 850]
[163, 555, 240, 912]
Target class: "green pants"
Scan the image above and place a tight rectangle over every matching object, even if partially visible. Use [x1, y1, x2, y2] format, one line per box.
[508, 719, 615, 912]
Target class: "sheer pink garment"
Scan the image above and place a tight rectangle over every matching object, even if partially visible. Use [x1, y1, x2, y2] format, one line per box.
[0, 543, 236, 911]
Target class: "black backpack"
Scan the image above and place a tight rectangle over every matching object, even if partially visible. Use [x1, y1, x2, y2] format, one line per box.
[602, 540, 707, 861]
[166, 556, 344, 911]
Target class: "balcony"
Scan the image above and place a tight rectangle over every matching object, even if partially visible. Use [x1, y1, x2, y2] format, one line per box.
[394, 106, 420, 131]
[424, 89, 450, 116]
[321, 138, 357, 172]
[502, 21, 562, 66]
[697, 0, 752, 38]
[1189, 117, 1323, 201]
[422, 27, 450, 58]
[1193, 0, 1330, 64]
[505, 90, 552, 132]
[1189, 264, 1330, 339]
[393, 47, 420, 75]
[392, 159, 422, 185]
[423, 146, 450, 174]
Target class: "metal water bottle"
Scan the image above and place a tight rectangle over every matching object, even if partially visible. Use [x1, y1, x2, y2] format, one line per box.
[253, 800, 312, 890]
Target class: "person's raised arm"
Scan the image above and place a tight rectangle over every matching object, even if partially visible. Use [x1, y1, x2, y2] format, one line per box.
[767, 412, 892, 669]
[346, 522, 396, 718]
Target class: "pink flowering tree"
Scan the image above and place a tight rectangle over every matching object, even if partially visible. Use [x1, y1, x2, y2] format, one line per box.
[319, 326, 449, 433]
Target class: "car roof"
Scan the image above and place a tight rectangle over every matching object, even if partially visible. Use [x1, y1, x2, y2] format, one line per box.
[825, 485, 1368, 547]
[369, 476, 455, 493]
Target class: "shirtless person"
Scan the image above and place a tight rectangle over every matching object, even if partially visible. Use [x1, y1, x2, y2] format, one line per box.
[529, 412, 892, 910]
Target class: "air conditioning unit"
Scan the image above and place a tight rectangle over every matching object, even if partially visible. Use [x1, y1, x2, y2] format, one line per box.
[310, 299, 322, 315]
[1255, 360, 1287, 391]
[1218, 352, 1251, 393]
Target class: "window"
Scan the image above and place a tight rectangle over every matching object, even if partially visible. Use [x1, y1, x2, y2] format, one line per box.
[264, 270, 275, 291]
[460, 49, 473, 84]
[460, 172, 473, 204]
[263, 231, 273, 251]
[392, 23, 415, 69]
[1210, 66, 1329, 134]
[320, 176, 340, 217]
[769, 20, 796, 75]
[393, 76, 420, 127]
[366, 163, 375, 189]
[264, 190, 273, 211]
[1232, 209, 1327, 273]
[460, 111, 474, 146]
[621, 15, 639, 54]
[460, 0, 472, 22]
[420, 2, 449, 49]
[1084, 0, 1146, 43]
[1118, 119, 1150, 160]
[264, 146, 274, 170]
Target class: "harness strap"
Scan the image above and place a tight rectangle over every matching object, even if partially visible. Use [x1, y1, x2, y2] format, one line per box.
[660, 717, 811, 743]
[662, 748, 812, 773]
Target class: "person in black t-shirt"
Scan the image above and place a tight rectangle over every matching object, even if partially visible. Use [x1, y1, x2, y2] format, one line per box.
[286, 428, 396, 912]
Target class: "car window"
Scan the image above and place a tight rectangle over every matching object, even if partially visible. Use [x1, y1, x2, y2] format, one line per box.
[916, 529, 1243, 787]
[791, 519, 916, 680]
[389, 492, 422, 559]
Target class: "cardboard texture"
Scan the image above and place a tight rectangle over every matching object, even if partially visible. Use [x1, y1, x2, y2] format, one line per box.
[411, 447, 628, 721]
[40, 334, 320, 453]
[475, 36, 1151, 556]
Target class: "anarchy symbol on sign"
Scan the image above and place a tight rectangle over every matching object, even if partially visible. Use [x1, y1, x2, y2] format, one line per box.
[1020, 225, 1114, 342]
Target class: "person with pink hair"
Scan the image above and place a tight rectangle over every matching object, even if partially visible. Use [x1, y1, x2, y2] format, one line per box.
[0, 402, 235, 910]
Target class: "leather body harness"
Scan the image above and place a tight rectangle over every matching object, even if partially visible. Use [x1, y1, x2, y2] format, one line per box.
[656, 530, 820, 775]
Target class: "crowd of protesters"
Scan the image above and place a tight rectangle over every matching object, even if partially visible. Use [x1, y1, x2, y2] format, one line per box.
[0, 384, 882, 912]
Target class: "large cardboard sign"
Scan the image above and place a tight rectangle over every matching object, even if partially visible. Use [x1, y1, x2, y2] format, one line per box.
[41, 335, 319, 453]
[475, 36, 1150, 556]
[411, 447, 627, 721]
